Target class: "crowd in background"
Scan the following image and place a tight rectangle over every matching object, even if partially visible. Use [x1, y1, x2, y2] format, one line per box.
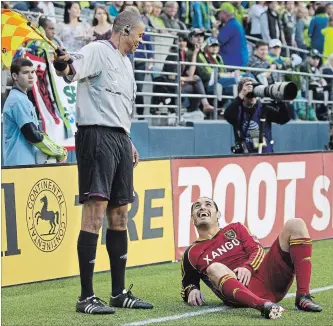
[1, 1, 333, 124]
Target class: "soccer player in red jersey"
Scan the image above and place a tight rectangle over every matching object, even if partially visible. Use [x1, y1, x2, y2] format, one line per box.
[181, 197, 322, 319]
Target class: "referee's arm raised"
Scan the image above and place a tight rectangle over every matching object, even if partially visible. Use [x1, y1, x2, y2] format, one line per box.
[53, 42, 104, 81]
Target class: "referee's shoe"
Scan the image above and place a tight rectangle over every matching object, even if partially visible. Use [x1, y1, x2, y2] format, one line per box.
[76, 296, 116, 314]
[110, 284, 153, 309]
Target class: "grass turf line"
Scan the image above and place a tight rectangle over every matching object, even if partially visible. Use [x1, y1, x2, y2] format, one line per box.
[2, 239, 333, 326]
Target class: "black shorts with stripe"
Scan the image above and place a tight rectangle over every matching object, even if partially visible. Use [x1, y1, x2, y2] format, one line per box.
[75, 125, 134, 206]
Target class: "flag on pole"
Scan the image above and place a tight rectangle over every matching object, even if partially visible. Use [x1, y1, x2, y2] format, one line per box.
[1, 9, 44, 68]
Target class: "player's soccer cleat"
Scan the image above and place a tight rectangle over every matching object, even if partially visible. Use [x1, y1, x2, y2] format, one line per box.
[110, 284, 153, 309]
[261, 302, 285, 319]
[76, 296, 116, 314]
[295, 294, 322, 312]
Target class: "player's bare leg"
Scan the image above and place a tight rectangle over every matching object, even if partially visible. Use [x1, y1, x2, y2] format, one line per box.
[106, 205, 153, 309]
[207, 263, 284, 319]
[76, 198, 116, 314]
[279, 218, 322, 312]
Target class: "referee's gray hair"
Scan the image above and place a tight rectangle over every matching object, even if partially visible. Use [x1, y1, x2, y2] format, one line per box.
[112, 11, 144, 33]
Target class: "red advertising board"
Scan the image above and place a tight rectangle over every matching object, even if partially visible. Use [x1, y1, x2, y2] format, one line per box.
[171, 152, 333, 260]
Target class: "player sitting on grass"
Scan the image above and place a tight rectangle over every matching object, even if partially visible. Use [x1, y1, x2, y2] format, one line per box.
[181, 197, 322, 320]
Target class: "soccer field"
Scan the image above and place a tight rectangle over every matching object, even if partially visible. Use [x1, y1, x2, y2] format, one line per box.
[2, 239, 333, 326]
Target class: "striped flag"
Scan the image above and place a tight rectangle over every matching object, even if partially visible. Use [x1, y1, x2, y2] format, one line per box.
[1, 9, 44, 67]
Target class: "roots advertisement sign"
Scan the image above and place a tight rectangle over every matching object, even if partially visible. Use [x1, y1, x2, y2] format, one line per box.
[171, 153, 333, 259]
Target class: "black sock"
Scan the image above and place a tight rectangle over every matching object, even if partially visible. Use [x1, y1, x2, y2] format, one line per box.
[77, 230, 99, 300]
[106, 229, 128, 297]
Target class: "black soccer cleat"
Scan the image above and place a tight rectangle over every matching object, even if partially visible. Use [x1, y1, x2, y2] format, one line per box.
[76, 296, 116, 314]
[295, 294, 322, 312]
[261, 302, 285, 319]
[110, 284, 153, 309]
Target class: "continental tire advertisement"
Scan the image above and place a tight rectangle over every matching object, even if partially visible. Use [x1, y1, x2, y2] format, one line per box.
[2, 153, 333, 286]
[1, 160, 175, 286]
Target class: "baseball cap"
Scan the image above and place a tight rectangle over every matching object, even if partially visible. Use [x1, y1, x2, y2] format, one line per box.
[207, 37, 219, 46]
[310, 49, 321, 58]
[189, 28, 205, 38]
[269, 39, 282, 48]
[216, 2, 235, 14]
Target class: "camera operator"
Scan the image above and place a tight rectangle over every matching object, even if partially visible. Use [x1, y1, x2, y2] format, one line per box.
[224, 78, 292, 154]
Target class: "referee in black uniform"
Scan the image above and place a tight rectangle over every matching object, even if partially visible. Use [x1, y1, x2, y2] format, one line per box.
[54, 11, 153, 314]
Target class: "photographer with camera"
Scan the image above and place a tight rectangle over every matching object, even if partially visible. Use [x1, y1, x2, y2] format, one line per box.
[224, 78, 294, 154]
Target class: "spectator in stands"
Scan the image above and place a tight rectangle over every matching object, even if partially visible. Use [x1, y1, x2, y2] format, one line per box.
[149, 1, 165, 30]
[167, 29, 214, 112]
[160, 1, 187, 31]
[108, 1, 124, 18]
[249, 1, 266, 39]
[308, 5, 329, 54]
[321, 54, 333, 97]
[132, 4, 154, 117]
[187, 1, 212, 30]
[248, 40, 276, 85]
[233, 1, 248, 28]
[12, 1, 42, 12]
[56, 2, 93, 52]
[162, 34, 214, 113]
[281, 1, 297, 48]
[295, 6, 309, 55]
[267, 39, 302, 92]
[326, 2, 333, 17]
[321, 54, 333, 149]
[267, 39, 289, 81]
[300, 49, 328, 120]
[322, 16, 333, 63]
[217, 2, 249, 67]
[224, 78, 292, 154]
[14, 17, 62, 61]
[38, 1, 56, 22]
[91, 4, 112, 41]
[204, 37, 240, 96]
[141, 1, 153, 28]
[260, 2, 286, 45]
[3, 58, 67, 166]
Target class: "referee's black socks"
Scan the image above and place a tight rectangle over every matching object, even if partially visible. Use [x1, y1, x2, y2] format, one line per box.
[106, 229, 128, 297]
[77, 230, 99, 300]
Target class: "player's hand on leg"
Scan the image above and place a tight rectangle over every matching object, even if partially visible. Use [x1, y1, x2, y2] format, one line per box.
[188, 289, 205, 306]
[132, 143, 139, 168]
[233, 267, 252, 286]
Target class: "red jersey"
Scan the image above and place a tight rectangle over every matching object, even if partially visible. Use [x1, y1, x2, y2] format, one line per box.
[181, 223, 265, 302]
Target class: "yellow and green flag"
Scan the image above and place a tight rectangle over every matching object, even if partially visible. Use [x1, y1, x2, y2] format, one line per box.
[1, 9, 44, 67]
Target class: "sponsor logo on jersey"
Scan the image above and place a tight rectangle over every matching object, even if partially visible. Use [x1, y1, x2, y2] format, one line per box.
[224, 229, 237, 240]
[203, 239, 241, 265]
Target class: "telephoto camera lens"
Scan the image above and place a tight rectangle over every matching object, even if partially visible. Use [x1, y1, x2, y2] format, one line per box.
[252, 82, 298, 101]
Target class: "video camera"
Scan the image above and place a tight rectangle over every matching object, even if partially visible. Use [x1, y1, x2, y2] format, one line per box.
[247, 81, 298, 101]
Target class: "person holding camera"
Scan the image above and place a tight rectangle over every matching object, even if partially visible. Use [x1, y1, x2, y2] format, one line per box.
[224, 78, 292, 154]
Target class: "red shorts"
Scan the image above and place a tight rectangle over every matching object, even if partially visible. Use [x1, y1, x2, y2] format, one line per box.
[247, 237, 294, 302]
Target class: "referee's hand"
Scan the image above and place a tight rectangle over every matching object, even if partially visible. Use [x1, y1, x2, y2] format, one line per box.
[132, 143, 139, 168]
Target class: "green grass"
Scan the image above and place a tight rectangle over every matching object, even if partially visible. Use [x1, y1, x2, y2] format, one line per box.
[2, 239, 333, 326]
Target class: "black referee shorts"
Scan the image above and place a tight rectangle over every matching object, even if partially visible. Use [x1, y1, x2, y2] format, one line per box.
[75, 126, 134, 206]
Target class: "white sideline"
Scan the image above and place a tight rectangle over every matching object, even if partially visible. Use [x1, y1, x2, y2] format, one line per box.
[122, 285, 333, 326]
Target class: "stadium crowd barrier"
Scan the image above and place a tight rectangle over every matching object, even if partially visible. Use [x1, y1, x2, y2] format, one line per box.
[2, 151, 333, 286]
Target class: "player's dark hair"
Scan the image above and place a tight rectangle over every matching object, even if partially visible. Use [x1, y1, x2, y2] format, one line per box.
[191, 198, 219, 213]
[64, 2, 82, 24]
[10, 58, 33, 77]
